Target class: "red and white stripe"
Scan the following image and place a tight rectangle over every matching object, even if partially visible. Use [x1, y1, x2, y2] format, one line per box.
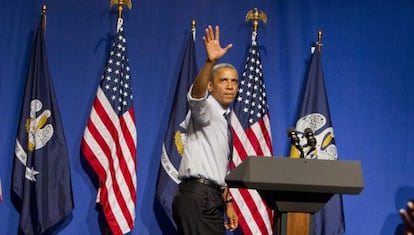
[82, 87, 137, 235]
[230, 113, 274, 235]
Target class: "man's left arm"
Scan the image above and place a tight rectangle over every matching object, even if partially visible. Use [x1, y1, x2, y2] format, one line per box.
[222, 187, 238, 231]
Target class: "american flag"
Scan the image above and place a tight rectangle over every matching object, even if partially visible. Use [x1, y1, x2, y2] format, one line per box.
[230, 32, 273, 235]
[82, 19, 137, 235]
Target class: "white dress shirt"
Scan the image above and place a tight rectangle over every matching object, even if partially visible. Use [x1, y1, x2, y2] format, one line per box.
[178, 87, 231, 186]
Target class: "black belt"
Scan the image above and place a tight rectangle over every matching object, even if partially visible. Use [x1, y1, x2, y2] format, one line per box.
[182, 177, 224, 193]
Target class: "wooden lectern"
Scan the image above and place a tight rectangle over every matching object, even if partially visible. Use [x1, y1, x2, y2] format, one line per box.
[225, 156, 364, 235]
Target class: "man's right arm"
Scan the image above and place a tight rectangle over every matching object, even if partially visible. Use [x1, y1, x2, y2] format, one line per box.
[191, 25, 232, 99]
[191, 60, 216, 98]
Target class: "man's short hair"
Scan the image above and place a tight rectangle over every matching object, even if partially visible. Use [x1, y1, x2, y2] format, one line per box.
[210, 63, 238, 81]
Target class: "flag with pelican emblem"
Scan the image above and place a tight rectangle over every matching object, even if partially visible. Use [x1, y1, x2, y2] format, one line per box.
[12, 19, 74, 234]
[290, 46, 345, 235]
[81, 18, 137, 235]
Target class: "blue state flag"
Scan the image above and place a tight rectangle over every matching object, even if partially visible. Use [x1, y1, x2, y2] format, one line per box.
[156, 32, 197, 223]
[293, 46, 345, 235]
[12, 19, 74, 234]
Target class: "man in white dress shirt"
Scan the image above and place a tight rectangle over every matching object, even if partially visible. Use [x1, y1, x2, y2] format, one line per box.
[172, 25, 239, 235]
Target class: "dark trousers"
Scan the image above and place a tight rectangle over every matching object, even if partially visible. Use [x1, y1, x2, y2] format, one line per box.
[172, 179, 226, 235]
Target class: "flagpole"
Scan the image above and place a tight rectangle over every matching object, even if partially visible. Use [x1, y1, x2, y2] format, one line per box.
[41, 5, 47, 31]
[317, 30, 323, 52]
[191, 19, 196, 42]
[110, 0, 132, 19]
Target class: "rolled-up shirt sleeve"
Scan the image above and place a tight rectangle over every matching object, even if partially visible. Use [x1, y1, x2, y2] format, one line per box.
[187, 85, 210, 125]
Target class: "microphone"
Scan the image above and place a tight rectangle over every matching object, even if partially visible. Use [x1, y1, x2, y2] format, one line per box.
[304, 128, 317, 157]
[304, 128, 316, 148]
[287, 127, 302, 151]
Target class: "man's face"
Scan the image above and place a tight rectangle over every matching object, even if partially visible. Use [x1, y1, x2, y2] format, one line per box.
[208, 67, 238, 108]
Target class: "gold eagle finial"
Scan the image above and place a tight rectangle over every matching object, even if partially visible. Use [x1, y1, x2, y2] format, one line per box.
[245, 8, 267, 33]
[111, 0, 132, 18]
[111, 0, 132, 9]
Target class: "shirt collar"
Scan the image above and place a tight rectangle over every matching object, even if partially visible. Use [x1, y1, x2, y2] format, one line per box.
[208, 95, 231, 116]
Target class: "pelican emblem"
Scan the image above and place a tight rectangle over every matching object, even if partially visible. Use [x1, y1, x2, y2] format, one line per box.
[14, 99, 54, 181]
[25, 99, 54, 152]
[295, 113, 338, 160]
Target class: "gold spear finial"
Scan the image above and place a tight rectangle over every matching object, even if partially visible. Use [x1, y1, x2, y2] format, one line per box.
[191, 19, 196, 41]
[111, 0, 132, 18]
[317, 30, 323, 52]
[245, 8, 267, 33]
[41, 4, 47, 30]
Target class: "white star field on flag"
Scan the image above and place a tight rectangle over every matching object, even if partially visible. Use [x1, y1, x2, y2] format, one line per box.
[101, 27, 133, 113]
[235, 40, 269, 126]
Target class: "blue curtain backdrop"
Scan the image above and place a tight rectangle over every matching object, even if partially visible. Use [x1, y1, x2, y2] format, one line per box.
[0, 0, 413, 234]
